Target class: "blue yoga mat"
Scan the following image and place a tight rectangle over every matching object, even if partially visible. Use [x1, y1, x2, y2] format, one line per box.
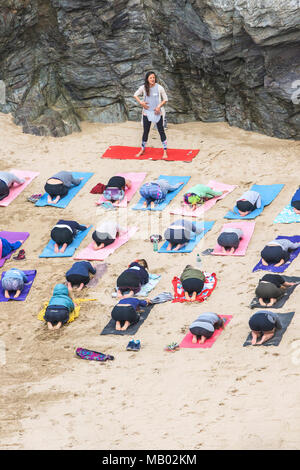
[158, 221, 215, 253]
[39, 226, 92, 258]
[132, 175, 190, 211]
[252, 235, 300, 273]
[225, 184, 284, 220]
[35, 172, 94, 208]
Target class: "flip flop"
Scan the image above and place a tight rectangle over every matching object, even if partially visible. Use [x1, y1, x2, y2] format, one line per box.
[13, 249, 26, 260]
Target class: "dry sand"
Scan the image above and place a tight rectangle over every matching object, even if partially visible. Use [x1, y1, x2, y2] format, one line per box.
[0, 113, 300, 450]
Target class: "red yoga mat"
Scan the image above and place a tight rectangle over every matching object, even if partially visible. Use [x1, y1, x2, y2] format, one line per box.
[180, 315, 233, 349]
[101, 146, 199, 162]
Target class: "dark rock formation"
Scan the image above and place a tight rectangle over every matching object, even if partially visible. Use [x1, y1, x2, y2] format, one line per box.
[0, 0, 299, 138]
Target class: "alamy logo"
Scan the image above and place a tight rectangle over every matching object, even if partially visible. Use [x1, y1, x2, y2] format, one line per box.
[0, 80, 5, 104]
[291, 80, 300, 105]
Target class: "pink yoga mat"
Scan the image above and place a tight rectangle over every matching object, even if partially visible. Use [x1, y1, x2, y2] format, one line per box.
[0, 170, 40, 207]
[170, 180, 237, 217]
[179, 315, 232, 349]
[96, 172, 147, 208]
[74, 227, 138, 260]
[212, 221, 255, 256]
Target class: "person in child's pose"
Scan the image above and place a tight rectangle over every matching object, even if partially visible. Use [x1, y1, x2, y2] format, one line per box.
[261, 238, 300, 267]
[45, 171, 83, 204]
[92, 219, 123, 250]
[111, 294, 152, 331]
[102, 176, 132, 205]
[66, 261, 96, 292]
[44, 283, 76, 330]
[164, 219, 203, 251]
[189, 312, 225, 344]
[2, 268, 28, 299]
[217, 227, 244, 254]
[0, 171, 29, 200]
[139, 179, 184, 209]
[248, 310, 282, 345]
[236, 190, 261, 216]
[117, 259, 149, 297]
[0, 237, 23, 259]
[180, 265, 205, 301]
[50, 220, 87, 253]
[182, 184, 224, 211]
[291, 187, 300, 214]
[255, 274, 296, 307]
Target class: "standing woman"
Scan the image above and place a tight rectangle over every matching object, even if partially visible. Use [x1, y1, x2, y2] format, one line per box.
[134, 71, 168, 159]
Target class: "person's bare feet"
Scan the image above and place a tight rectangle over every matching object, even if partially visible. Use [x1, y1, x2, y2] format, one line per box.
[256, 331, 274, 345]
[258, 298, 267, 307]
[162, 150, 168, 160]
[77, 283, 85, 291]
[190, 292, 197, 301]
[136, 148, 144, 157]
[229, 247, 235, 255]
[4, 290, 10, 299]
[184, 292, 191, 301]
[53, 321, 62, 330]
[121, 321, 130, 331]
[115, 321, 122, 331]
[251, 331, 260, 345]
[174, 244, 184, 251]
[166, 243, 173, 251]
[199, 336, 206, 344]
[67, 282, 73, 294]
[14, 290, 21, 298]
[192, 334, 197, 344]
[47, 322, 54, 330]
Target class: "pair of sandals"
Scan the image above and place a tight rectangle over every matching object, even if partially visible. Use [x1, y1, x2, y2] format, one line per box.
[13, 249, 25, 260]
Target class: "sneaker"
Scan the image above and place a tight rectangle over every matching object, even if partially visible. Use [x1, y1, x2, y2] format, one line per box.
[126, 340, 136, 351]
[134, 340, 141, 351]
[13, 249, 26, 260]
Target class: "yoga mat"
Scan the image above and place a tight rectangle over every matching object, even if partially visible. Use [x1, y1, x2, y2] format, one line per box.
[0, 270, 36, 302]
[0, 170, 40, 207]
[158, 221, 215, 253]
[74, 227, 138, 261]
[243, 312, 295, 347]
[86, 263, 108, 288]
[250, 276, 300, 309]
[225, 184, 284, 219]
[253, 235, 300, 273]
[96, 172, 147, 208]
[172, 272, 217, 303]
[35, 172, 94, 208]
[180, 315, 232, 349]
[101, 146, 199, 162]
[170, 180, 237, 217]
[132, 175, 190, 211]
[38, 298, 97, 324]
[212, 221, 255, 256]
[0, 231, 29, 268]
[274, 204, 300, 224]
[39, 226, 92, 258]
[111, 273, 161, 298]
[100, 304, 155, 336]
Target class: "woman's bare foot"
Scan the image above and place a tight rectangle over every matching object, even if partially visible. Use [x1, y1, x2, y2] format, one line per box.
[150, 201, 155, 209]
[162, 150, 168, 160]
[121, 321, 130, 331]
[229, 247, 235, 255]
[258, 298, 267, 307]
[256, 331, 275, 345]
[47, 322, 54, 330]
[251, 331, 260, 345]
[199, 336, 206, 344]
[192, 334, 197, 344]
[54, 243, 59, 254]
[51, 196, 60, 205]
[53, 321, 62, 330]
[184, 292, 191, 301]
[166, 243, 173, 251]
[143, 201, 148, 209]
[136, 148, 145, 157]
[67, 282, 73, 294]
[261, 259, 269, 266]
[14, 290, 21, 298]
[190, 292, 197, 302]
[60, 243, 68, 253]
[174, 244, 184, 251]
[77, 283, 85, 292]
[4, 290, 10, 299]
[115, 321, 122, 331]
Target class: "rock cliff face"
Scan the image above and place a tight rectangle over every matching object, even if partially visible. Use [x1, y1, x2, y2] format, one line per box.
[0, 0, 299, 138]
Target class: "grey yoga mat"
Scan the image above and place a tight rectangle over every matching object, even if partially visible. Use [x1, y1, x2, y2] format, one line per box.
[243, 311, 295, 347]
[100, 304, 155, 336]
[250, 276, 300, 309]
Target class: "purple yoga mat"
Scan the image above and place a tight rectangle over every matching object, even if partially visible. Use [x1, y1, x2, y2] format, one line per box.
[0, 231, 29, 267]
[0, 269, 36, 301]
[253, 235, 300, 273]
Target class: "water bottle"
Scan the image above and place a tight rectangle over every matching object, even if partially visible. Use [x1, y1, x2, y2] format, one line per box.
[153, 239, 158, 252]
[196, 253, 201, 268]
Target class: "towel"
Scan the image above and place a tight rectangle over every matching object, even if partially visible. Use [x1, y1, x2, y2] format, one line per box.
[39, 226, 92, 258]
[96, 172, 147, 208]
[0, 170, 40, 207]
[100, 304, 155, 336]
[212, 221, 255, 256]
[250, 276, 300, 309]
[225, 184, 284, 219]
[243, 312, 295, 347]
[172, 272, 217, 303]
[0, 270, 36, 302]
[101, 146, 199, 162]
[37, 298, 97, 324]
[180, 315, 232, 349]
[86, 263, 108, 288]
[0, 231, 30, 268]
[170, 180, 237, 217]
[158, 221, 215, 253]
[74, 227, 138, 261]
[274, 204, 300, 224]
[35, 172, 94, 208]
[132, 175, 190, 211]
[253, 235, 300, 273]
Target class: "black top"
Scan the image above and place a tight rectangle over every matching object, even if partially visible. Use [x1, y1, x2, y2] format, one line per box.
[106, 176, 125, 189]
[56, 220, 87, 235]
[260, 274, 285, 288]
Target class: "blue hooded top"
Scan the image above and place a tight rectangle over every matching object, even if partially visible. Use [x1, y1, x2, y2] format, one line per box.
[48, 283, 74, 312]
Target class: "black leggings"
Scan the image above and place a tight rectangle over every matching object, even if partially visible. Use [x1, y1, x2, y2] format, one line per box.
[117, 271, 141, 294]
[66, 273, 89, 286]
[142, 116, 166, 143]
[182, 278, 204, 296]
[44, 305, 70, 325]
[111, 306, 139, 325]
[190, 326, 213, 339]
[45, 182, 69, 198]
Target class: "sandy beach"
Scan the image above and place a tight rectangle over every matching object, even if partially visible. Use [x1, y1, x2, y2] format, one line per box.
[0, 112, 300, 450]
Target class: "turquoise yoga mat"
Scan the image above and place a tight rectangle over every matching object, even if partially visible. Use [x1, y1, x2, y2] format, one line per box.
[132, 175, 190, 211]
[158, 221, 215, 253]
[225, 184, 284, 220]
[39, 226, 92, 258]
[35, 172, 94, 208]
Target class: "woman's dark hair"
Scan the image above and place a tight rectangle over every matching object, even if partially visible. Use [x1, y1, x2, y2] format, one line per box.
[215, 315, 225, 330]
[135, 259, 149, 270]
[144, 71, 157, 97]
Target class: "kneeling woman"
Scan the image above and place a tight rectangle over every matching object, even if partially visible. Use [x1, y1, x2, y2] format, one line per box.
[0, 237, 23, 260]
[189, 312, 225, 344]
[139, 179, 183, 209]
[111, 295, 152, 331]
[255, 274, 296, 307]
[2, 268, 28, 299]
[44, 284, 75, 330]
[102, 175, 131, 204]
[51, 219, 87, 253]
[45, 171, 83, 204]
[164, 219, 202, 251]
[180, 265, 205, 301]
[182, 184, 224, 211]
[116, 259, 149, 296]
[92, 219, 123, 250]
[236, 190, 261, 217]
[261, 238, 300, 267]
[66, 261, 96, 292]
[217, 227, 243, 254]
[248, 310, 282, 345]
